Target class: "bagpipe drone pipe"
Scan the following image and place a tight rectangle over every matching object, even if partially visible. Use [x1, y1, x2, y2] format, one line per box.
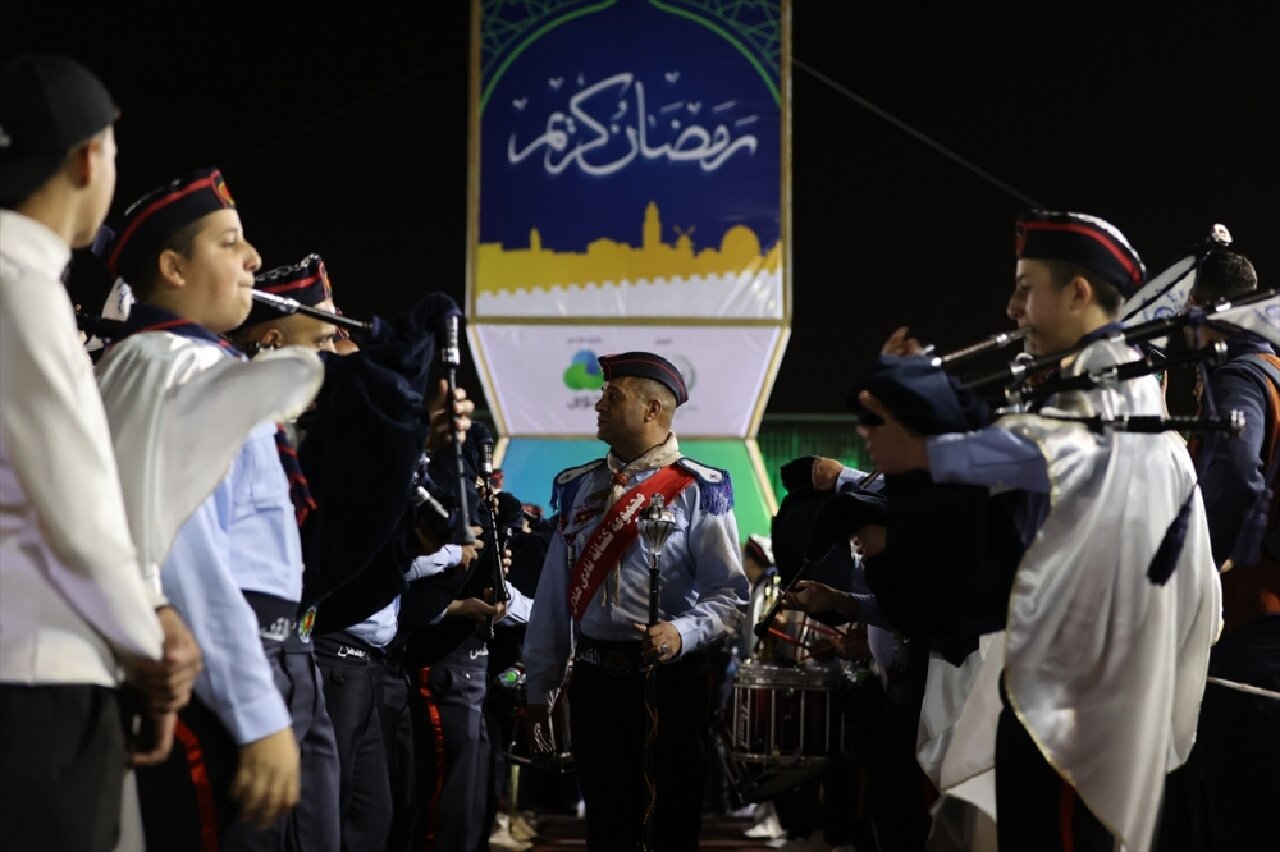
[394, 422, 533, 669]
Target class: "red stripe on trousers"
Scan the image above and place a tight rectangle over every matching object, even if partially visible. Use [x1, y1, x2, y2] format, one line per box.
[418, 667, 446, 852]
[1059, 778, 1075, 852]
[173, 719, 219, 852]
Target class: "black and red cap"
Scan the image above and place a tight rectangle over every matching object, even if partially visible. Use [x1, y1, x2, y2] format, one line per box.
[598, 351, 688, 406]
[238, 253, 333, 328]
[107, 167, 237, 282]
[1015, 210, 1146, 296]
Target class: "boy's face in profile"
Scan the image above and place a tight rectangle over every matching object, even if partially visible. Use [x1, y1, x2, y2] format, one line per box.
[1008, 259, 1077, 356]
[172, 209, 262, 333]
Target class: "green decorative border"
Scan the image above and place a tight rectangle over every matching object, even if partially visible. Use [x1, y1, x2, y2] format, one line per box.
[647, 0, 781, 105]
[479, 0, 618, 114]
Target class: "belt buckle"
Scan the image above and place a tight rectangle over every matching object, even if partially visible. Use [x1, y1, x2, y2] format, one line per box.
[603, 649, 632, 677]
[298, 606, 317, 643]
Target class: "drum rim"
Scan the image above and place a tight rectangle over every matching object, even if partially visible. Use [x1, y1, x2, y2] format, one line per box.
[732, 670, 848, 688]
[727, 751, 834, 765]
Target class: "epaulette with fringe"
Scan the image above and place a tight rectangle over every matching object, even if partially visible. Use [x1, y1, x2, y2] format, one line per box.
[550, 459, 605, 515]
[675, 457, 734, 515]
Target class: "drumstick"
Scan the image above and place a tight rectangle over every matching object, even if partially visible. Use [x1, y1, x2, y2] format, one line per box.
[766, 627, 816, 652]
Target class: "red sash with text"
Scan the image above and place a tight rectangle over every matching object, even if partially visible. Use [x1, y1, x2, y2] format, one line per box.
[567, 464, 695, 621]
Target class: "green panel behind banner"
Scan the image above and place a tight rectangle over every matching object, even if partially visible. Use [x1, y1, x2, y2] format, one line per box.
[498, 437, 773, 540]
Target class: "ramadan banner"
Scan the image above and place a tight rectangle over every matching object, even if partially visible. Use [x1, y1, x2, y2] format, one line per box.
[468, 0, 789, 321]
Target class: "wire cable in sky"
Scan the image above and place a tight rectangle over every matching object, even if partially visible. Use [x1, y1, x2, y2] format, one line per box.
[226, 47, 466, 170]
[792, 55, 1043, 209]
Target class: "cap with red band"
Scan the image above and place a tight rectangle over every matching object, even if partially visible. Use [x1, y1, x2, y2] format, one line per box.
[598, 351, 689, 406]
[107, 167, 236, 282]
[238, 253, 333, 329]
[1015, 210, 1146, 297]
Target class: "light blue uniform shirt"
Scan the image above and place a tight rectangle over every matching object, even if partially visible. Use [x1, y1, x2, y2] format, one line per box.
[226, 421, 306, 599]
[348, 545, 536, 647]
[347, 546, 462, 647]
[926, 428, 1050, 493]
[161, 421, 304, 744]
[525, 460, 748, 706]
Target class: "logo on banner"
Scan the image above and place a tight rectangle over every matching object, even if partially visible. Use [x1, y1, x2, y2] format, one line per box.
[563, 349, 605, 391]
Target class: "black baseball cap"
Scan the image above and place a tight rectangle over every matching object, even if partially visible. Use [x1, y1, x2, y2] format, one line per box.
[0, 54, 117, 207]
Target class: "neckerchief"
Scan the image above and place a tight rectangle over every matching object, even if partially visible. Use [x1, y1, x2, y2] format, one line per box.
[604, 433, 682, 508]
[115, 303, 317, 527]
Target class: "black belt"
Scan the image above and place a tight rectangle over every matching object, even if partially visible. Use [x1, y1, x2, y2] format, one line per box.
[314, 631, 385, 664]
[243, 591, 316, 651]
[575, 636, 642, 677]
[574, 635, 706, 678]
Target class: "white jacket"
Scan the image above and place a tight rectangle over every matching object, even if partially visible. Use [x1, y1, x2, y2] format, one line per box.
[0, 210, 163, 686]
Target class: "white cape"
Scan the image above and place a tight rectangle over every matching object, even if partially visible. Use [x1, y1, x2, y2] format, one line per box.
[918, 338, 1221, 851]
[918, 633, 1004, 830]
[95, 332, 323, 576]
[1002, 340, 1221, 850]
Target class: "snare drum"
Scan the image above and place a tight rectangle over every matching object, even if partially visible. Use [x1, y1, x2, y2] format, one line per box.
[725, 660, 849, 799]
[494, 662, 574, 772]
[732, 660, 847, 761]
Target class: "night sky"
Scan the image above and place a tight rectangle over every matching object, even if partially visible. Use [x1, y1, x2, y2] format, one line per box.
[7, 2, 1279, 415]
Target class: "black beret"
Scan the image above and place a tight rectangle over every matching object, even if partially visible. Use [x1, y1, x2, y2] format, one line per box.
[0, 54, 116, 206]
[598, 351, 688, 406]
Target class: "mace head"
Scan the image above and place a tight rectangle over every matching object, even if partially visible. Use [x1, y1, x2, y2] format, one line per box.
[638, 494, 678, 551]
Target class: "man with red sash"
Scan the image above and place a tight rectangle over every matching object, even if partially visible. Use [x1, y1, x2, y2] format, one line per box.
[523, 351, 748, 851]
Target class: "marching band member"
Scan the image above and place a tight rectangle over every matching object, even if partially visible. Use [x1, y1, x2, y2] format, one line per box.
[1180, 249, 1280, 851]
[230, 254, 495, 852]
[229, 252, 339, 357]
[523, 352, 748, 851]
[94, 168, 339, 852]
[0, 54, 199, 852]
[858, 211, 1222, 852]
[779, 457, 931, 851]
[402, 423, 535, 852]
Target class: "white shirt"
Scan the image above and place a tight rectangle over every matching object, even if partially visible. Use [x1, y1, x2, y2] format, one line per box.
[0, 210, 164, 687]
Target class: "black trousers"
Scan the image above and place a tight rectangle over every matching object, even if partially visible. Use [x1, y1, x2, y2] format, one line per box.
[315, 636, 392, 852]
[413, 639, 492, 852]
[0, 683, 123, 852]
[865, 639, 931, 852]
[136, 642, 341, 852]
[995, 676, 1114, 852]
[1196, 614, 1280, 851]
[569, 639, 711, 852]
[376, 656, 417, 852]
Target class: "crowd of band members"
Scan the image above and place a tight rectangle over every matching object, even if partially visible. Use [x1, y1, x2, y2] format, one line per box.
[3, 55, 1277, 852]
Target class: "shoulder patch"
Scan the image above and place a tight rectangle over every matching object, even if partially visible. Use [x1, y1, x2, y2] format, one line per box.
[551, 459, 605, 514]
[675, 457, 734, 515]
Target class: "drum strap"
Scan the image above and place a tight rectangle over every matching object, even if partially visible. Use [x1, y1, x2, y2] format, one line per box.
[567, 464, 694, 621]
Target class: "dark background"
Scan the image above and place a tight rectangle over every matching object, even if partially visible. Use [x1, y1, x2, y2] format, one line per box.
[7, 2, 1278, 414]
